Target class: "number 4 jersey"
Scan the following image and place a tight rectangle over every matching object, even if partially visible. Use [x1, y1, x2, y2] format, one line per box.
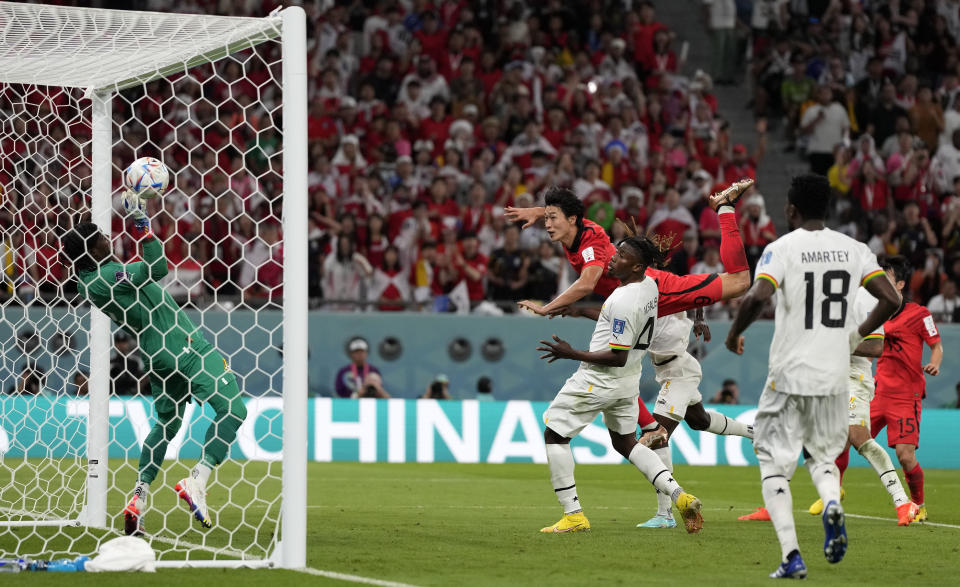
[566, 277, 659, 399]
[755, 228, 884, 396]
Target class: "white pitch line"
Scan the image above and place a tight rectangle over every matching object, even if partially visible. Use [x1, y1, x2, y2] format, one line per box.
[845, 513, 960, 529]
[146, 532, 263, 561]
[296, 567, 421, 587]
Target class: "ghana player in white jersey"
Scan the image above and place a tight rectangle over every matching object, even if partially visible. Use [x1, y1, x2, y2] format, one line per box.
[804, 285, 919, 524]
[741, 285, 919, 525]
[536, 236, 704, 535]
[725, 174, 901, 579]
[636, 309, 755, 529]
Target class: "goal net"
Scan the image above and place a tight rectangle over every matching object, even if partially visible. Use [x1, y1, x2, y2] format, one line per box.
[0, 1, 307, 568]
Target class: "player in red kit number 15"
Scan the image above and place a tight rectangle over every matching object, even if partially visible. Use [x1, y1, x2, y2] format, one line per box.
[871, 256, 944, 523]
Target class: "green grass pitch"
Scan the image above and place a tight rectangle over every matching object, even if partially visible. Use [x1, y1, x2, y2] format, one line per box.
[5, 461, 959, 585]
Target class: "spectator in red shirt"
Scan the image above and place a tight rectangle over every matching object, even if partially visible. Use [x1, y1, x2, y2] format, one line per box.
[739, 192, 777, 273]
[439, 28, 469, 79]
[852, 159, 892, 216]
[643, 28, 679, 90]
[543, 106, 570, 151]
[648, 187, 696, 244]
[331, 135, 369, 184]
[460, 181, 491, 233]
[363, 213, 390, 269]
[426, 176, 460, 229]
[455, 231, 488, 305]
[415, 11, 448, 65]
[615, 187, 649, 230]
[370, 245, 410, 312]
[630, 1, 669, 72]
[420, 96, 453, 155]
[723, 142, 761, 185]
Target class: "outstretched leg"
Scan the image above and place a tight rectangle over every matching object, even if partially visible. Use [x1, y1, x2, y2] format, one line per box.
[609, 429, 703, 534]
[177, 351, 247, 530]
[125, 378, 187, 535]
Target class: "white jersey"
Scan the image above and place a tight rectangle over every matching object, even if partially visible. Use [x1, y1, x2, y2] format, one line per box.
[849, 287, 883, 384]
[648, 312, 702, 382]
[755, 228, 883, 396]
[568, 278, 659, 398]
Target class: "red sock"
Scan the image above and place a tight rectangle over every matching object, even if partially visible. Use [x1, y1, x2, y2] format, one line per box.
[905, 463, 925, 505]
[718, 212, 749, 273]
[637, 397, 657, 429]
[835, 449, 850, 484]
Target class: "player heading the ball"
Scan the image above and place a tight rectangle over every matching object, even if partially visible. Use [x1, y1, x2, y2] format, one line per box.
[61, 186, 246, 536]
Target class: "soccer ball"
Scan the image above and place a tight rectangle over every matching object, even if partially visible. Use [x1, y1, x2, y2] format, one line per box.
[123, 157, 170, 199]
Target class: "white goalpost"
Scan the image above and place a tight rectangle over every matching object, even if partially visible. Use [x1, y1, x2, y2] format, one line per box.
[0, 1, 306, 569]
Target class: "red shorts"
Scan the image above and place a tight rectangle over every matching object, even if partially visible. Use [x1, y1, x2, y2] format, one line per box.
[869, 393, 922, 448]
[653, 271, 724, 317]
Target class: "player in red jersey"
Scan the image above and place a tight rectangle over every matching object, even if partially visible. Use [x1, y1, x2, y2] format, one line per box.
[790, 256, 945, 524]
[865, 256, 941, 521]
[505, 181, 753, 438]
[504, 181, 753, 318]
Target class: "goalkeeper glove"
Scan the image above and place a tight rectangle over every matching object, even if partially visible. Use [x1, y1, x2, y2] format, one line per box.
[122, 190, 150, 232]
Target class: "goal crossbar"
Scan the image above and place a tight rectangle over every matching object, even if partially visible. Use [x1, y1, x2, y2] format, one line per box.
[0, 1, 281, 94]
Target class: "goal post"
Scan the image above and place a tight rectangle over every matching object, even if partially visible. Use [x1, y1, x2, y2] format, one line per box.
[0, 1, 307, 569]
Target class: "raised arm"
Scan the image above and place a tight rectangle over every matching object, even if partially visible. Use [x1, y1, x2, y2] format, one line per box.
[123, 192, 168, 285]
[725, 277, 776, 354]
[503, 206, 545, 229]
[129, 233, 169, 285]
[520, 264, 603, 316]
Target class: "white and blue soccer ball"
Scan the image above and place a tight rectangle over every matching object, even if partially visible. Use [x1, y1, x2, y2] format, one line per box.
[123, 156, 170, 199]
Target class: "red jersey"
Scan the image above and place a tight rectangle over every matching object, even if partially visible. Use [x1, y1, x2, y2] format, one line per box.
[564, 219, 724, 316]
[563, 219, 620, 296]
[460, 252, 488, 301]
[875, 302, 940, 399]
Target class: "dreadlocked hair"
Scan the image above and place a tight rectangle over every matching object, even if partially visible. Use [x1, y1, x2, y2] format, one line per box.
[614, 217, 673, 269]
[620, 235, 669, 269]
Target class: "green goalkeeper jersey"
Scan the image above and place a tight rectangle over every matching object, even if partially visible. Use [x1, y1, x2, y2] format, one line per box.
[76, 235, 213, 378]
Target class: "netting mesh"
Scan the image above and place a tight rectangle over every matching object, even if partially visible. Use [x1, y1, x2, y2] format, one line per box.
[0, 6, 286, 564]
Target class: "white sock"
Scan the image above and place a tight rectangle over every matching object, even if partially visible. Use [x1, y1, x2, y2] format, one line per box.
[133, 481, 150, 507]
[546, 443, 581, 514]
[640, 421, 661, 433]
[628, 443, 683, 503]
[705, 411, 753, 438]
[857, 439, 909, 507]
[653, 445, 674, 517]
[718, 204, 735, 215]
[761, 475, 799, 562]
[807, 461, 842, 507]
[191, 463, 213, 487]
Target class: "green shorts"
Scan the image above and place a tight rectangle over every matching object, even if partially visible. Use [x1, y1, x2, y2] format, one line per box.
[151, 348, 240, 417]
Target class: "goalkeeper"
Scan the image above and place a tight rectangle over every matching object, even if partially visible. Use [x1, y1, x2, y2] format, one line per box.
[61, 194, 247, 535]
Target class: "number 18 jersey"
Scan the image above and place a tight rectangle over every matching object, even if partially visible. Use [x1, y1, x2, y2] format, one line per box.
[755, 228, 884, 396]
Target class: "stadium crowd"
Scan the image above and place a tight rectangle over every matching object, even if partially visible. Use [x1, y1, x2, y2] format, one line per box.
[750, 0, 960, 320]
[0, 0, 956, 323]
